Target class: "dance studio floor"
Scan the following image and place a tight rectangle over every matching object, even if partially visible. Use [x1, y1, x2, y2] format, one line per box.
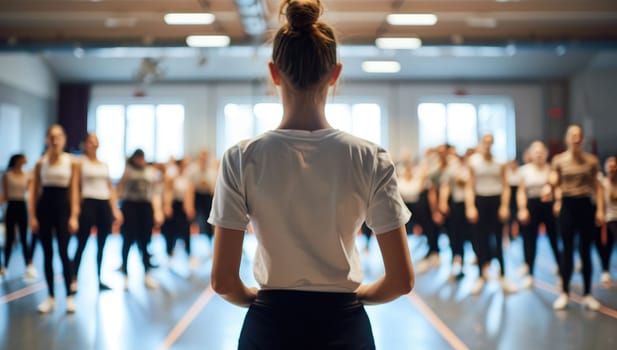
[1, 232, 616, 350]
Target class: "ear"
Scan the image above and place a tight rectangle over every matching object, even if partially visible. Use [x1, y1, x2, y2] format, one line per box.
[268, 62, 281, 86]
[328, 63, 342, 86]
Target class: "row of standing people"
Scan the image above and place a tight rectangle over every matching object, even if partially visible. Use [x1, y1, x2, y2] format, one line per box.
[0, 125, 218, 314]
[390, 125, 614, 311]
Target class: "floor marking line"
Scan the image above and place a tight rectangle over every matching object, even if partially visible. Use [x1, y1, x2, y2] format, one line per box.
[534, 279, 617, 319]
[158, 286, 215, 350]
[407, 292, 470, 350]
[0, 282, 46, 304]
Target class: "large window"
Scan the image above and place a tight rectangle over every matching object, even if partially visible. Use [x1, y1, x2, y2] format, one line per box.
[221, 101, 383, 156]
[95, 104, 184, 179]
[418, 99, 515, 162]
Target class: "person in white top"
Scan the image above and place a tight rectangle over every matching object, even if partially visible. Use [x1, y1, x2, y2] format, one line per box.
[516, 141, 561, 289]
[439, 149, 473, 280]
[188, 149, 216, 241]
[600, 156, 616, 284]
[162, 158, 197, 270]
[1, 154, 38, 280]
[208, 1, 414, 348]
[466, 134, 517, 295]
[72, 134, 123, 291]
[29, 125, 80, 313]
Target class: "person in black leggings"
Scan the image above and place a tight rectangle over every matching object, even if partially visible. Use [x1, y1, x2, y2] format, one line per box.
[71, 134, 123, 291]
[29, 125, 80, 313]
[466, 134, 517, 295]
[1, 154, 38, 280]
[190, 150, 216, 245]
[162, 158, 197, 270]
[516, 141, 561, 289]
[550, 124, 605, 311]
[117, 149, 164, 290]
[599, 156, 617, 285]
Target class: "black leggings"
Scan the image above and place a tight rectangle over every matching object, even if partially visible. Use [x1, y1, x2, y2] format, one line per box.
[4, 200, 36, 268]
[472, 195, 505, 276]
[121, 201, 153, 274]
[37, 187, 73, 297]
[559, 197, 595, 295]
[194, 192, 213, 238]
[239, 290, 375, 350]
[73, 199, 112, 281]
[596, 220, 616, 272]
[521, 198, 560, 275]
[448, 201, 469, 261]
[412, 192, 439, 256]
[162, 201, 191, 256]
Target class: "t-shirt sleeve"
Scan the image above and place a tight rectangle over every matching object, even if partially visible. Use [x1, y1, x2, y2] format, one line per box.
[207, 146, 250, 231]
[365, 148, 412, 234]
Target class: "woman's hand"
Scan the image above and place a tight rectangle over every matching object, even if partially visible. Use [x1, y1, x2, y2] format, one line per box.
[68, 215, 79, 234]
[30, 217, 39, 234]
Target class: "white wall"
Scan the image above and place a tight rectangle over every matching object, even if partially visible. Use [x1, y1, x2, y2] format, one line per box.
[570, 68, 617, 160]
[90, 80, 545, 160]
[0, 54, 57, 99]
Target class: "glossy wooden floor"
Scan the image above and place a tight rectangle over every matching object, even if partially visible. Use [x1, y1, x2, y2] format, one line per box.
[1, 232, 616, 350]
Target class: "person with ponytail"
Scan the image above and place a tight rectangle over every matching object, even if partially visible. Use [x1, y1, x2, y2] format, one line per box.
[208, 1, 414, 348]
[29, 125, 80, 313]
[1, 154, 38, 280]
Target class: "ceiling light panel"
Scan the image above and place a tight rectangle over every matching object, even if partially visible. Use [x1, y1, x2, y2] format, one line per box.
[361, 61, 401, 73]
[375, 37, 422, 50]
[386, 14, 438, 26]
[164, 13, 215, 25]
[186, 35, 230, 47]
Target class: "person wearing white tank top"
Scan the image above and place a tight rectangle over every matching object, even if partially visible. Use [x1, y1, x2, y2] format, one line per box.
[72, 134, 123, 292]
[516, 141, 561, 289]
[161, 158, 197, 271]
[465, 134, 517, 295]
[29, 125, 80, 314]
[600, 156, 617, 285]
[1, 153, 38, 280]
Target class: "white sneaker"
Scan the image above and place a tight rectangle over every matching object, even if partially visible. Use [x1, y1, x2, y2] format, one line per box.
[470, 278, 486, 295]
[522, 275, 534, 289]
[66, 296, 76, 313]
[38, 297, 55, 314]
[553, 293, 569, 310]
[144, 273, 159, 290]
[500, 278, 518, 294]
[189, 256, 200, 271]
[24, 264, 38, 280]
[600, 272, 612, 285]
[582, 295, 601, 311]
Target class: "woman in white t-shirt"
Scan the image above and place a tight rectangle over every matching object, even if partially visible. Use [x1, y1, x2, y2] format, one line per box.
[516, 141, 560, 288]
[466, 134, 518, 295]
[72, 134, 123, 291]
[208, 1, 414, 348]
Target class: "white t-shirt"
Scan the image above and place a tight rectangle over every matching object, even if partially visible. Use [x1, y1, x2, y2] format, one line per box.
[518, 163, 550, 199]
[469, 153, 504, 196]
[444, 162, 469, 203]
[209, 129, 411, 292]
[398, 176, 422, 203]
[80, 157, 111, 200]
[603, 178, 617, 222]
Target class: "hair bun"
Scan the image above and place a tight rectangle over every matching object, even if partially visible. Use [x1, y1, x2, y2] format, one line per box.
[285, 0, 322, 32]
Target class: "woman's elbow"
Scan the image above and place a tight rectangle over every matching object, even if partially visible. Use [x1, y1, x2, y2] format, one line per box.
[211, 273, 236, 295]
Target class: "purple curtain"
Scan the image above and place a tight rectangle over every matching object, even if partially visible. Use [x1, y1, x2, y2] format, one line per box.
[57, 83, 90, 152]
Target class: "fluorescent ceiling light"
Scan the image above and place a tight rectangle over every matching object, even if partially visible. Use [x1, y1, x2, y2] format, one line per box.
[165, 13, 215, 25]
[386, 14, 437, 26]
[186, 35, 230, 47]
[465, 17, 497, 28]
[375, 37, 422, 50]
[361, 61, 401, 73]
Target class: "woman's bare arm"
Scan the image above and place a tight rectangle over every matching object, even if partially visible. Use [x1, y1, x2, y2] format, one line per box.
[356, 225, 414, 304]
[211, 226, 257, 307]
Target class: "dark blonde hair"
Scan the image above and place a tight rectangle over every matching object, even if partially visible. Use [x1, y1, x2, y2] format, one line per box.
[272, 0, 337, 89]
